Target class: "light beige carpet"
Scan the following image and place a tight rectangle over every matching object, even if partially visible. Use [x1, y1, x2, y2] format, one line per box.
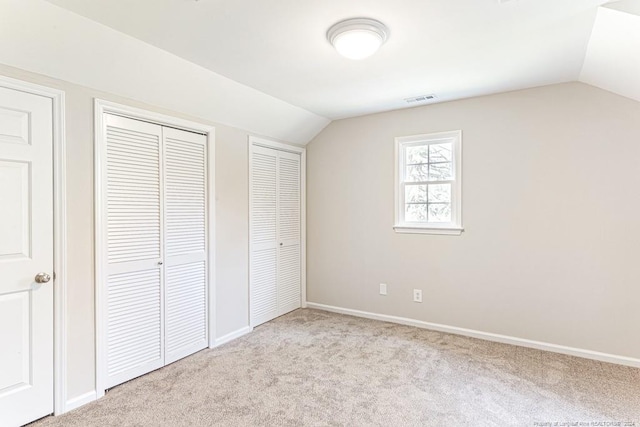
[33, 309, 640, 426]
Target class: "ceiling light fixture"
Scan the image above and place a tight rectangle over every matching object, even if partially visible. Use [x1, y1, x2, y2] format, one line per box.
[327, 18, 388, 60]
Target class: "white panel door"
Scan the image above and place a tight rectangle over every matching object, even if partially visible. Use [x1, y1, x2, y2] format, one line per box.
[163, 127, 208, 364]
[250, 145, 301, 327]
[102, 114, 164, 388]
[0, 87, 54, 426]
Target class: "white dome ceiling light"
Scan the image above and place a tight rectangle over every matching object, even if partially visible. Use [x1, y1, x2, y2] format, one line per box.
[327, 18, 389, 60]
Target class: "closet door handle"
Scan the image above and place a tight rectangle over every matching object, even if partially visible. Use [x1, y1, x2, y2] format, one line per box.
[158, 261, 163, 265]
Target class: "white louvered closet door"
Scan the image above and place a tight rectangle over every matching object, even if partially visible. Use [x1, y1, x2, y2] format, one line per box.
[103, 114, 164, 388]
[250, 146, 278, 326]
[163, 127, 208, 364]
[101, 114, 209, 389]
[277, 151, 302, 315]
[250, 145, 301, 327]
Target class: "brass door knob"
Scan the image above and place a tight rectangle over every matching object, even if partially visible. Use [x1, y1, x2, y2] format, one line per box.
[35, 272, 51, 284]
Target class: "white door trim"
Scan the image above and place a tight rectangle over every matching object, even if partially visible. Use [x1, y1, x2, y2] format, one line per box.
[94, 99, 216, 398]
[248, 136, 307, 328]
[0, 75, 67, 415]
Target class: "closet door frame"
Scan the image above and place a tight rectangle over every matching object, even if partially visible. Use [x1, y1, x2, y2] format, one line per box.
[94, 99, 215, 398]
[248, 136, 307, 327]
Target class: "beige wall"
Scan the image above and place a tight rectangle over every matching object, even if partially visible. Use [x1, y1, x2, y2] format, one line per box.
[307, 82, 640, 360]
[0, 64, 255, 399]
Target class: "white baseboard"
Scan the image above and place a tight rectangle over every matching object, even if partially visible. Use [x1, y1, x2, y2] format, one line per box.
[213, 326, 253, 347]
[61, 327, 251, 415]
[306, 302, 640, 368]
[64, 390, 97, 413]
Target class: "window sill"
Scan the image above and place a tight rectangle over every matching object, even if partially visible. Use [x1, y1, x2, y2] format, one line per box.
[393, 225, 464, 236]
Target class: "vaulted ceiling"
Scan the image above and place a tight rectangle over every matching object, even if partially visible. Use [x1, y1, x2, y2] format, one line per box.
[44, 0, 639, 122]
[580, 1, 640, 104]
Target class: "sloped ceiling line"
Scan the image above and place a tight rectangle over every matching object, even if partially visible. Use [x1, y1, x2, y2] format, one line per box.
[579, 2, 640, 104]
[0, 0, 330, 144]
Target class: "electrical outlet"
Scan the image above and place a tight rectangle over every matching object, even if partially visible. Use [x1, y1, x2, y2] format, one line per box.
[379, 283, 387, 295]
[413, 289, 422, 303]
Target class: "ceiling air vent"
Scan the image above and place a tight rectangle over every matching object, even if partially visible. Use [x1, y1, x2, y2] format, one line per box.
[405, 94, 436, 104]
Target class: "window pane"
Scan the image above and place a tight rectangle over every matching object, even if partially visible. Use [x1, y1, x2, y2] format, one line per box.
[428, 184, 451, 203]
[429, 143, 453, 162]
[405, 203, 427, 222]
[428, 203, 451, 222]
[429, 162, 453, 181]
[405, 185, 427, 203]
[405, 164, 429, 182]
[406, 145, 428, 164]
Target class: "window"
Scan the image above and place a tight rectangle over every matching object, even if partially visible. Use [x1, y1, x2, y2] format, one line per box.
[394, 130, 463, 235]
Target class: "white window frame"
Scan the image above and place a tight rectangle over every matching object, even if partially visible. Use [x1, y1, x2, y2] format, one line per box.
[394, 130, 463, 235]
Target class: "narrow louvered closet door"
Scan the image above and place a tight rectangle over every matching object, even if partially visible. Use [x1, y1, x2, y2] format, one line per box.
[277, 151, 301, 315]
[250, 145, 301, 327]
[103, 114, 164, 388]
[163, 127, 208, 364]
[250, 146, 278, 326]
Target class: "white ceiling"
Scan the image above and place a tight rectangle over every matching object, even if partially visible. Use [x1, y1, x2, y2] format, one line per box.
[46, 0, 612, 120]
[0, 0, 330, 144]
[580, 1, 640, 104]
